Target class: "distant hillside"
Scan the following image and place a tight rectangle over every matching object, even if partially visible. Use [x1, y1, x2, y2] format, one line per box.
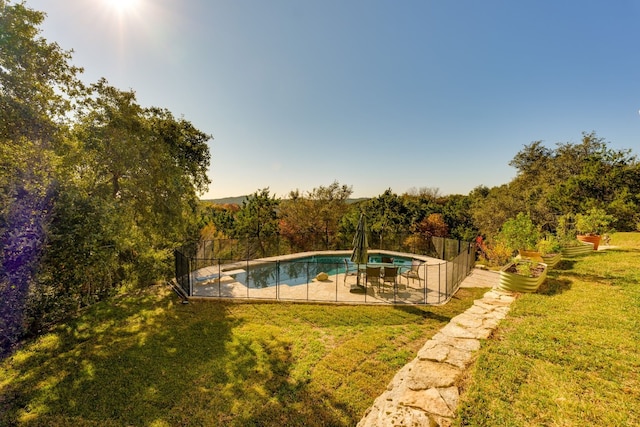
[200, 196, 248, 205]
[201, 196, 369, 205]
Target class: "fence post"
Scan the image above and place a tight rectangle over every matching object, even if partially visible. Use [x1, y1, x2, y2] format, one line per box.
[188, 256, 193, 297]
[276, 260, 280, 300]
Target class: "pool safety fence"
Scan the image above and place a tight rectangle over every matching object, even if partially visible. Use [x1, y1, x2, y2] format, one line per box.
[174, 238, 476, 305]
[181, 234, 470, 267]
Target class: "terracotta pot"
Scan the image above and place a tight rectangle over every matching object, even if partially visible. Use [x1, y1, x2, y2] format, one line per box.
[518, 249, 543, 262]
[577, 234, 601, 250]
[498, 262, 548, 293]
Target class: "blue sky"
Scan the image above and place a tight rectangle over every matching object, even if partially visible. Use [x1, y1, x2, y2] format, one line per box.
[28, 0, 640, 199]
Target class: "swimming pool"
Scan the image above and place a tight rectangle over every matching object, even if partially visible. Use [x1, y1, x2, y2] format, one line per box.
[231, 254, 414, 288]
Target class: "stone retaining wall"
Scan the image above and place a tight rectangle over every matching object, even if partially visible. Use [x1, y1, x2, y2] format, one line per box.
[357, 289, 515, 427]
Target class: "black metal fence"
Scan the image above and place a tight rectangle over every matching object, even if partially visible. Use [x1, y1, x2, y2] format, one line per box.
[174, 248, 191, 297]
[174, 235, 476, 305]
[180, 233, 468, 265]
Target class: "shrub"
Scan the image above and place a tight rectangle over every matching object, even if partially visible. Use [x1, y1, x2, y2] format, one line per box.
[479, 240, 513, 267]
[496, 212, 540, 253]
[536, 234, 562, 255]
[575, 207, 614, 236]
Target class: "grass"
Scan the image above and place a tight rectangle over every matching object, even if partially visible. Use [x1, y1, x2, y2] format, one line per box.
[0, 282, 487, 426]
[455, 232, 640, 426]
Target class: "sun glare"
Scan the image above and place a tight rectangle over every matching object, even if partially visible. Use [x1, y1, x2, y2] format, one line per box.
[105, 0, 141, 14]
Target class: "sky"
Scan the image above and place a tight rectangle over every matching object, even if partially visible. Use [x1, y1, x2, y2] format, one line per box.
[26, 0, 640, 199]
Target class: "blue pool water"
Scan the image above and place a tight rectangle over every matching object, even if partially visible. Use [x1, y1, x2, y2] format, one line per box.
[231, 254, 413, 288]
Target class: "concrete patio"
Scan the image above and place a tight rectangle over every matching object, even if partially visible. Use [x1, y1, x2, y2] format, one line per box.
[188, 252, 472, 305]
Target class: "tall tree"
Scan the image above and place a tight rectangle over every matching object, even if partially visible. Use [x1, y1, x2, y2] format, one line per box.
[62, 80, 212, 289]
[279, 181, 352, 251]
[1, 1, 213, 355]
[234, 188, 280, 258]
[361, 189, 410, 249]
[472, 132, 640, 239]
[0, 0, 82, 143]
[0, 0, 81, 357]
[441, 194, 476, 241]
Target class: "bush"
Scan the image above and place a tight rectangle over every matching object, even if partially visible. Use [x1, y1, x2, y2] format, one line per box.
[478, 240, 513, 267]
[575, 207, 614, 236]
[496, 212, 541, 253]
[536, 234, 562, 255]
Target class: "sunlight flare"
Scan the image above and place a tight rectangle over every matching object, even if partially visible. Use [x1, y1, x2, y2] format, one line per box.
[103, 0, 142, 14]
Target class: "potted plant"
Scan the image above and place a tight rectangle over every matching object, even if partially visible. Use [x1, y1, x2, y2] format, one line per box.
[557, 213, 596, 257]
[575, 207, 613, 250]
[561, 239, 595, 257]
[498, 259, 548, 293]
[497, 212, 541, 259]
[536, 234, 562, 268]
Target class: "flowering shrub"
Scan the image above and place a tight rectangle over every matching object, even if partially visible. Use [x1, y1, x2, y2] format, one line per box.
[477, 239, 513, 267]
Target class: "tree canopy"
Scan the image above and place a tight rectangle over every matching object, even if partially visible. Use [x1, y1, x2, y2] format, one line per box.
[473, 132, 640, 239]
[0, 1, 211, 357]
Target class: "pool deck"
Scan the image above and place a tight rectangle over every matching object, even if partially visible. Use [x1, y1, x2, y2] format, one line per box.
[189, 251, 465, 305]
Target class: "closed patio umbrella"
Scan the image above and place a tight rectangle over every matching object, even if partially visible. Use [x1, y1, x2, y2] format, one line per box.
[350, 213, 368, 289]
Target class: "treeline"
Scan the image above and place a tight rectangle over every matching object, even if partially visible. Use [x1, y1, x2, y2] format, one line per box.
[200, 132, 640, 261]
[197, 184, 472, 259]
[0, 2, 210, 357]
[472, 132, 640, 237]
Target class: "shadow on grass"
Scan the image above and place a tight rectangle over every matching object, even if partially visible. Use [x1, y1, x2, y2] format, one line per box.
[604, 246, 640, 253]
[554, 259, 577, 271]
[2, 288, 233, 425]
[537, 277, 572, 295]
[392, 304, 452, 323]
[1, 287, 358, 426]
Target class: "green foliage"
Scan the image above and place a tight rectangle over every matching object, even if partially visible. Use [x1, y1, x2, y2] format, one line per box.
[0, 2, 211, 354]
[278, 181, 353, 251]
[361, 189, 411, 247]
[441, 194, 477, 241]
[496, 212, 541, 252]
[556, 212, 577, 243]
[575, 207, 614, 235]
[234, 188, 280, 257]
[513, 261, 533, 277]
[535, 234, 562, 255]
[470, 184, 519, 239]
[0, 0, 82, 356]
[0, 0, 82, 142]
[477, 240, 513, 267]
[471, 132, 639, 238]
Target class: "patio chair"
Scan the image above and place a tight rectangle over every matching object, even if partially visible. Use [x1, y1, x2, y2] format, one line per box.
[400, 260, 424, 287]
[343, 259, 359, 286]
[381, 256, 394, 264]
[365, 266, 382, 290]
[380, 266, 399, 293]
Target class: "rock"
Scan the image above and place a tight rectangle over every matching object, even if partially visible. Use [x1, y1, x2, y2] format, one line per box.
[315, 272, 329, 281]
[402, 388, 454, 417]
[406, 360, 460, 390]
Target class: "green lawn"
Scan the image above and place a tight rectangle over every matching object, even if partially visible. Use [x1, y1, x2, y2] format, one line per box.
[0, 281, 486, 426]
[455, 232, 640, 426]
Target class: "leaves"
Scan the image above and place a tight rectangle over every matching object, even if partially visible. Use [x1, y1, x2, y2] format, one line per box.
[472, 132, 640, 238]
[497, 212, 541, 252]
[0, 2, 211, 355]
